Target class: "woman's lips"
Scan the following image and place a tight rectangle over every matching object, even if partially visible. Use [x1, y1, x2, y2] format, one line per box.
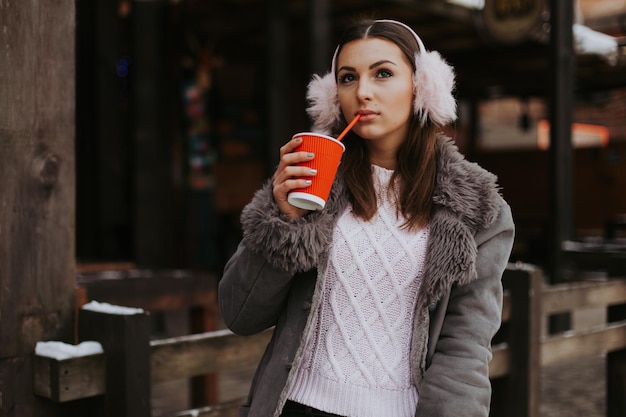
[357, 110, 378, 122]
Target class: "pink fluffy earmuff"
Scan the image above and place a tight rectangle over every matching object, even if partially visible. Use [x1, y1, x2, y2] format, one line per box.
[306, 19, 457, 135]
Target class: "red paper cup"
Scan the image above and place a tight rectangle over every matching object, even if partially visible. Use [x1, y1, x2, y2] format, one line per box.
[287, 132, 345, 210]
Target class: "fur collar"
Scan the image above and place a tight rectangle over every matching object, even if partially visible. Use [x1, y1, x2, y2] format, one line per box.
[420, 136, 501, 303]
[240, 135, 501, 295]
[433, 136, 501, 231]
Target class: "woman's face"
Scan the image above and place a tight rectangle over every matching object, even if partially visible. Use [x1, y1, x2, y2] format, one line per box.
[336, 37, 414, 151]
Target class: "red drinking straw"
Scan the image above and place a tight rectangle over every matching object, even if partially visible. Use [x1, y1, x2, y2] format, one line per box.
[336, 114, 361, 141]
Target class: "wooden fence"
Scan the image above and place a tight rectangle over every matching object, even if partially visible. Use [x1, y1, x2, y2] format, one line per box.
[33, 263, 626, 417]
[74, 267, 221, 405]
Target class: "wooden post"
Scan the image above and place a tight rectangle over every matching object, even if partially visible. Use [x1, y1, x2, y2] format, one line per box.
[308, 0, 331, 76]
[0, 2, 76, 416]
[191, 304, 220, 406]
[491, 265, 542, 417]
[132, 0, 178, 268]
[79, 308, 152, 417]
[608, 303, 626, 417]
[267, 0, 289, 168]
[607, 349, 626, 417]
[548, 0, 574, 284]
[93, 0, 133, 260]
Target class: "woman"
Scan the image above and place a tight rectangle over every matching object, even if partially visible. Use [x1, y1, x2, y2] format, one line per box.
[219, 19, 515, 417]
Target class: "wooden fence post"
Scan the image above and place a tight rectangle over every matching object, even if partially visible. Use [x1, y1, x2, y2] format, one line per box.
[491, 264, 542, 417]
[191, 304, 220, 406]
[607, 349, 626, 417]
[79, 306, 151, 417]
[607, 303, 626, 417]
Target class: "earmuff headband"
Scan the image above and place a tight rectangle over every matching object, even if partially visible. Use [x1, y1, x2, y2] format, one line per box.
[330, 20, 427, 74]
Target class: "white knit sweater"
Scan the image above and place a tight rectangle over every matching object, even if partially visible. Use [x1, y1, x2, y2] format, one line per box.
[288, 165, 429, 417]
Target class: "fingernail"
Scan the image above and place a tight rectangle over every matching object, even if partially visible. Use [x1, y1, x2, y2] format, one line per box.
[309, 169, 317, 174]
[294, 137, 302, 143]
[307, 153, 314, 158]
[304, 180, 312, 185]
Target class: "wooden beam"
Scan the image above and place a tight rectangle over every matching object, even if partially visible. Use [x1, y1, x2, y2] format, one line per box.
[34, 328, 273, 402]
[542, 320, 626, 367]
[34, 326, 516, 401]
[33, 353, 106, 403]
[501, 292, 511, 323]
[151, 329, 273, 383]
[542, 278, 626, 315]
[489, 343, 510, 379]
[388, 0, 476, 22]
[76, 269, 218, 312]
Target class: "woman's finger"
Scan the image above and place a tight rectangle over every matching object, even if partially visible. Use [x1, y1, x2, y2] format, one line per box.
[272, 136, 318, 219]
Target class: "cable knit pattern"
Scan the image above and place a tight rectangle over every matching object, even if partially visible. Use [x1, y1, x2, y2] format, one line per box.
[288, 165, 429, 417]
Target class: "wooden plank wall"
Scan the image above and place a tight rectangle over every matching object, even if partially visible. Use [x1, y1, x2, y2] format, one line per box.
[0, 2, 77, 416]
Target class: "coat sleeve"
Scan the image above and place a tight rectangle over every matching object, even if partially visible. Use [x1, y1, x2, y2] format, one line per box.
[416, 199, 515, 417]
[218, 179, 337, 336]
[220, 241, 298, 335]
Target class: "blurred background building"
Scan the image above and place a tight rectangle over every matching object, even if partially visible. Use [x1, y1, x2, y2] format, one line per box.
[74, 0, 626, 279]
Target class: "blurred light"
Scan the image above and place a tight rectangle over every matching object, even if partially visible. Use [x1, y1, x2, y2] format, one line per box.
[537, 120, 610, 150]
[447, 0, 484, 9]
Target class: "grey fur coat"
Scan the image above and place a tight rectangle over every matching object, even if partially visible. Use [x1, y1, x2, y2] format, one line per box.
[219, 135, 515, 417]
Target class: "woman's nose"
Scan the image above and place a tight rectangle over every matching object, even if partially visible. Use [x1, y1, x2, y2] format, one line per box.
[356, 78, 373, 101]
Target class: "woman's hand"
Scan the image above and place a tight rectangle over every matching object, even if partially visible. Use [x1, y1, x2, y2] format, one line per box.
[272, 136, 317, 220]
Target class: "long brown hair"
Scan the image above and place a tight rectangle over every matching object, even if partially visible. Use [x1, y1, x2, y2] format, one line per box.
[335, 20, 441, 230]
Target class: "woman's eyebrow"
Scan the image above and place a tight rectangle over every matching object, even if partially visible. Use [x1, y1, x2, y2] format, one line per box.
[337, 65, 356, 72]
[337, 60, 397, 73]
[369, 59, 396, 69]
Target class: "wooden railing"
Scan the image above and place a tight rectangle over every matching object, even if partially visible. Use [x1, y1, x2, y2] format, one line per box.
[74, 268, 221, 406]
[33, 264, 626, 417]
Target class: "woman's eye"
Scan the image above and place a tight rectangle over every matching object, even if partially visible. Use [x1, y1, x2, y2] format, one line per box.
[377, 69, 393, 78]
[339, 73, 356, 84]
